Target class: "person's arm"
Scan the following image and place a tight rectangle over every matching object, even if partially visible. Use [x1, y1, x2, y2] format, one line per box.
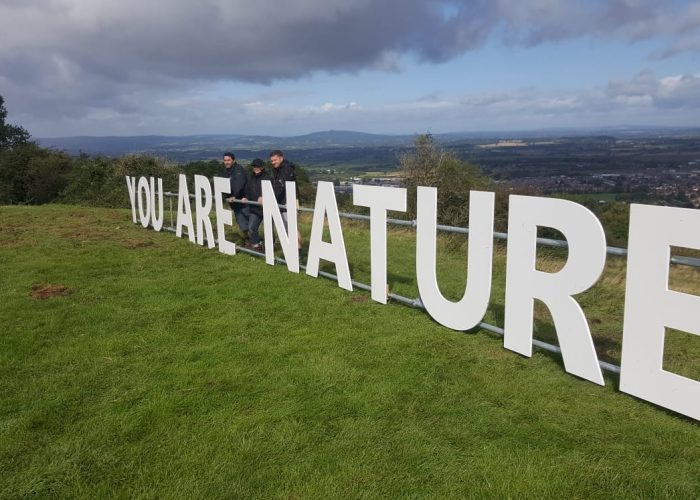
[229, 174, 237, 202]
[281, 163, 296, 183]
[238, 169, 248, 199]
[272, 173, 285, 201]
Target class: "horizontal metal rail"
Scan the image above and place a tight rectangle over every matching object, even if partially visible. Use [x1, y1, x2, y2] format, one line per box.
[163, 191, 700, 268]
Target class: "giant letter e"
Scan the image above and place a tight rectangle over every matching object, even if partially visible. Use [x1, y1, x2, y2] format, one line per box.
[620, 204, 700, 420]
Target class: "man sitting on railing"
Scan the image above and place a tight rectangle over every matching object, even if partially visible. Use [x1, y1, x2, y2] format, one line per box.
[270, 149, 302, 249]
[222, 151, 250, 244]
[243, 158, 268, 251]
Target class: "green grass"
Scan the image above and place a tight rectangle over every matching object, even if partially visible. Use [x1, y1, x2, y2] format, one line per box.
[1, 205, 698, 498]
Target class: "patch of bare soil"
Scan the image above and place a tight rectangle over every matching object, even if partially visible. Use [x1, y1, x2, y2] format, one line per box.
[30, 284, 72, 300]
[0, 224, 28, 246]
[58, 229, 114, 241]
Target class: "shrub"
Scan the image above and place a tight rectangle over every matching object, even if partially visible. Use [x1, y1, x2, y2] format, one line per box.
[61, 154, 180, 208]
[0, 143, 71, 204]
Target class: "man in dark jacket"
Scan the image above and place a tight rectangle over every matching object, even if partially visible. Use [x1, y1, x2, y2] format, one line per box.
[243, 158, 269, 251]
[269, 150, 296, 212]
[222, 152, 250, 241]
[269, 149, 301, 248]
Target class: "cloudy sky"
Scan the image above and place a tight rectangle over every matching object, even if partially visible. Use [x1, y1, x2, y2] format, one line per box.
[1, 0, 699, 137]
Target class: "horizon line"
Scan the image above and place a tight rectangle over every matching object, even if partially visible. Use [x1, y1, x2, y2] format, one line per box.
[37, 124, 700, 140]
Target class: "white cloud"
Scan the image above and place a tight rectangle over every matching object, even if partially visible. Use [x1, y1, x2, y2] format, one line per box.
[13, 70, 699, 136]
[2, 0, 699, 134]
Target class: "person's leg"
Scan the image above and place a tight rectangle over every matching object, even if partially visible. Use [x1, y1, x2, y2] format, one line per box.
[233, 204, 250, 232]
[233, 204, 250, 241]
[248, 212, 262, 245]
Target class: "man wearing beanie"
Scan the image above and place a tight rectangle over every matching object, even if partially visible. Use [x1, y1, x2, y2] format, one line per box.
[244, 158, 269, 251]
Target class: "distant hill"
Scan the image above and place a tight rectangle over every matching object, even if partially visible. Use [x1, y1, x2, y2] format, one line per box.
[37, 126, 700, 163]
[37, 130, 414, 158]
[289, 130, 413, 147]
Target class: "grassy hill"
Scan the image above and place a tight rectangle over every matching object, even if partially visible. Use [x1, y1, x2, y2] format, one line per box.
[1, 205, 698, 498]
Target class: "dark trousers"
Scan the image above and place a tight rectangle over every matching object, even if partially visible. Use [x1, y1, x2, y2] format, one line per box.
[231, 203, 250, 232]
[248, 212, 263, 245]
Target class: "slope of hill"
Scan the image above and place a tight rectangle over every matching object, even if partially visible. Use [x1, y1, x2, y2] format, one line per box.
[1, 204, 698, 497]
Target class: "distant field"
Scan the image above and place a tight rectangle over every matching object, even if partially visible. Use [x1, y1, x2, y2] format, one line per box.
[305, 162, 397, 179]
[559, 192, 619, 202]
[1, 205, 698, 498]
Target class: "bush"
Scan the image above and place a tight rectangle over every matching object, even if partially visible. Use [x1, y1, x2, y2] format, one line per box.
[0, 143, 71, 204]
[182, 160, 222, 179]
[60, 154, 180, 208]
[59, 155, 115, 206]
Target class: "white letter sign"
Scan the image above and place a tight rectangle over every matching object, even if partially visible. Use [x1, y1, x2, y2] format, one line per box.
[194, 175, 215, 249]
[306, 181, 352, 291]
[262, 180, 299, 273]
[176, 174, 195, 243]
[416, 188, 495, 330]
[213, 176, 236, 256]
[504, 195, 607, 385]
[620, 204, 700, 420]
[353, 185, 407, 304]
[137, 177, 151, 229]
[125, 176, 138, 223]
[150, 177, 164, 232]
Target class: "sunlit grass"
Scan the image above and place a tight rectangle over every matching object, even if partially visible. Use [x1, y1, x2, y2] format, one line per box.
[1, 205, 698, 498]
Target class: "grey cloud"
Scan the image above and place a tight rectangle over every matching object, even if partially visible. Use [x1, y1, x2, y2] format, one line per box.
[2, 1, 441, 84]
[3, 0, 698, 86]
[2, 0, 699, 133]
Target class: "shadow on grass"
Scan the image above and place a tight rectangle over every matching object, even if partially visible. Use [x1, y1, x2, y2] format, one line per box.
[473, 301, 623, 389]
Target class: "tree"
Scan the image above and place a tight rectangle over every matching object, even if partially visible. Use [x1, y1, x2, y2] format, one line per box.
[183, 159, 221, 179]
[0, 95, 31, 150]
[400, 134, 497, 227]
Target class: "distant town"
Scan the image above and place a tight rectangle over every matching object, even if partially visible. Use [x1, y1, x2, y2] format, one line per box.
[39, 127, 700, 208]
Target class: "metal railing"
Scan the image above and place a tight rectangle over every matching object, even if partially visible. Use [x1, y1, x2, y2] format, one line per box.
[159, 191, 700, 376]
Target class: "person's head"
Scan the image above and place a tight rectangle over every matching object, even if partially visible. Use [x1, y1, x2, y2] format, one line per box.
[223, 152, 235, 168]
[251, 158, 265, 173]
[269, 150, 284, 168]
